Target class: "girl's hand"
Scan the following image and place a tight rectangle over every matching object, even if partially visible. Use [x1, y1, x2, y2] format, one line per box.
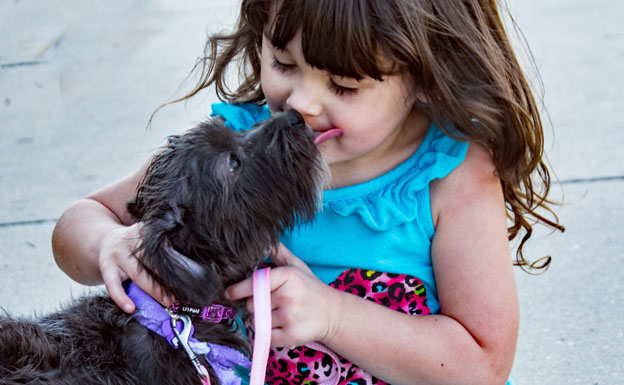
[225, 244, 341, 348]
[98, 223, 173, 313]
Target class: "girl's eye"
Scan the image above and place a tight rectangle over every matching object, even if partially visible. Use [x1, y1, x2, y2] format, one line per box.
[328, 80, 358, 97]
[271, 54, 358, 96]
[229, 154, 241, 173]
[271, 56, 296, 73]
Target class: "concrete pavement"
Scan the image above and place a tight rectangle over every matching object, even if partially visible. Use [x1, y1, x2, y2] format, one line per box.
[1, 1, 622, 383]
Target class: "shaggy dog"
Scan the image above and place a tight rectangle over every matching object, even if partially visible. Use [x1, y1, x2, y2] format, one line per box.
[0, 110, 327, 385]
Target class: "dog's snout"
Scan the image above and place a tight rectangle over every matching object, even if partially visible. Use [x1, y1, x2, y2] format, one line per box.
[285, 109, 305, 128]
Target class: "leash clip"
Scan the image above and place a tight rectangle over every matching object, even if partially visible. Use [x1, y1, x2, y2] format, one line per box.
[170, 313, 211, 384]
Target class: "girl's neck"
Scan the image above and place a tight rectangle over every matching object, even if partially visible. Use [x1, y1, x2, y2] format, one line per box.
[329, 110, 431, 189]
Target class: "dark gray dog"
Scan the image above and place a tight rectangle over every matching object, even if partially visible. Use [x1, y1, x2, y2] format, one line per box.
[0, 110, 327, 385]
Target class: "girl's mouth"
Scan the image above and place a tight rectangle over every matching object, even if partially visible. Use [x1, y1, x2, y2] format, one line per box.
[313, 128, 344, 145]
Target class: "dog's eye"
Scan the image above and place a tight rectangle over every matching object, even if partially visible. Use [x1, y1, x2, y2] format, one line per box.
[228, 154, 240, 172]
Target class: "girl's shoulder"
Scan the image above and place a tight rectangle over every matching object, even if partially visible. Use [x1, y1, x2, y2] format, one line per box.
[430, 141, 501, 228]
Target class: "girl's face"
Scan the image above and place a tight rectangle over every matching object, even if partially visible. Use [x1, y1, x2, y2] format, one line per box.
[260, 31, 430, 188]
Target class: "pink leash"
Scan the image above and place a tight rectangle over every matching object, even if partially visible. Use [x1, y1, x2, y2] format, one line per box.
[249, 268, 272, 385]
[249, 267, 340, 385]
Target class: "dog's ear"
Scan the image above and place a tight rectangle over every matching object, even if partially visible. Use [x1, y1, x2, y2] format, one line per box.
[134, 206, 224, 304]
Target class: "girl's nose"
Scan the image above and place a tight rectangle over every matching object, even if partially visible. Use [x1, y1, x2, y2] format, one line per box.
[285, 80, 323, 117]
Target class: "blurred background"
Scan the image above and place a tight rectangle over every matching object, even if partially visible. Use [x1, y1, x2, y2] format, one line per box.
[1, 1, 622, 383]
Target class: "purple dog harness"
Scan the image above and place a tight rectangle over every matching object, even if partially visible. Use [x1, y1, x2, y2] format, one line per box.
[127, 268, 339, 385]
[125, 282, 251, 385]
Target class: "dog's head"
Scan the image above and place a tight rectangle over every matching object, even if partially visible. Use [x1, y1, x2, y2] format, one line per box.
[127, 110, 327, 304]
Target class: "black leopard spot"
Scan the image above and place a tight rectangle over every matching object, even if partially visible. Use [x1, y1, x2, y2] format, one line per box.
[388, 282, 406, 301]
[329, 277, 343, 288]
[375, 296, 392, 308]
[302, 345, 317, 358]
[273, 377, 290, 385]
[287, 347, 302, 359]
[277, 358, 287, 373]
[358, 269, 383, 281]
[345, 284, 367, 297]
[342, 269, 358, 285]
[297, 362, 311, 374]
[405, 275, 420, 286]
[372, 281, 388, 293]
[320, 353, 336, 376]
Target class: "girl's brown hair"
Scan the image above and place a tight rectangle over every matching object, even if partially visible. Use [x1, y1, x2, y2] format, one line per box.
[174, 0, 564, 269]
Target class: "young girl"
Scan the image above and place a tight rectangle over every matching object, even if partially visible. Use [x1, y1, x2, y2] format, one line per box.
[52, 1, 563, 384]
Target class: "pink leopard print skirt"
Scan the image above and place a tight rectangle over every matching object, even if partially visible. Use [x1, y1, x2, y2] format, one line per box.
[263, 268, 431, 385]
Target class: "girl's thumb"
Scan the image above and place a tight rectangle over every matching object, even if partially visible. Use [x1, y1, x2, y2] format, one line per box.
[270, 243, 311, 272]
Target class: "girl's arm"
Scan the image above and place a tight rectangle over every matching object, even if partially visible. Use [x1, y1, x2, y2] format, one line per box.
[226, 144, 518, 385]
[52, 160, 172, 313]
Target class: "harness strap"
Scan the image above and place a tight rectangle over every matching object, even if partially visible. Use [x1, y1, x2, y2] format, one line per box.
[125, 281, 250, 385]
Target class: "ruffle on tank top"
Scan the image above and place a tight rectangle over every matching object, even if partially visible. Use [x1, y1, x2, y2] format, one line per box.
[322, 124, 468, 231]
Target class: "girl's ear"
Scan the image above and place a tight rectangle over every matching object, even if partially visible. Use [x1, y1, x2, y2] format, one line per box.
[406, 74, 429, 105]
[414, 90, 429, 105]
[399, 72, 428, 108]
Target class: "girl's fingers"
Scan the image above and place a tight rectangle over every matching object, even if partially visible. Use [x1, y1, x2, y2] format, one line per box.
[234, 283, 283, 314]
[270, 328, 288, 348]
[228, 244, 314, 302]
[270, 326, 301, 349]
[103, 269, 135, 313]
[269, 243, 297, 265]
[246, 297, 254, 313]
[224, 276, 253, 301]
[270, 243, 313, 274]
[131, 267, 173, 307]
[225, 263, 293, 301]
[98, 223, 174, 310]
[226, 261, 327, 347]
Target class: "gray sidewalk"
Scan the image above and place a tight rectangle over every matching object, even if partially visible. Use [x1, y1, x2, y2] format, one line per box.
[1, 1, 622, 384]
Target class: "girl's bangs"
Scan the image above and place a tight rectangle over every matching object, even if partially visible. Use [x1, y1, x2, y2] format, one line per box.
[267, 0, 391, 80]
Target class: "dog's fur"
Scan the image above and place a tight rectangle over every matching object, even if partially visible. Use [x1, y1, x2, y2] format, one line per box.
[0, 110, 327, 385]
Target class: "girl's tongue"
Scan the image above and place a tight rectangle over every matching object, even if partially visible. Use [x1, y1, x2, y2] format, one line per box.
[314, 128, 344, 145]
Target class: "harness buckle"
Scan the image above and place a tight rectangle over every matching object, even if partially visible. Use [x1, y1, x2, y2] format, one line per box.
[170, 313, 211, 384]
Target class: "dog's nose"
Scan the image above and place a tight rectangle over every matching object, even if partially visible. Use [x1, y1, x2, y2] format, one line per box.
[285, 109, 305, 129]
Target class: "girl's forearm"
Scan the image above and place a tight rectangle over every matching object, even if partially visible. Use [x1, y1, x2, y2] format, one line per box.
[322, 287, 514, 385]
